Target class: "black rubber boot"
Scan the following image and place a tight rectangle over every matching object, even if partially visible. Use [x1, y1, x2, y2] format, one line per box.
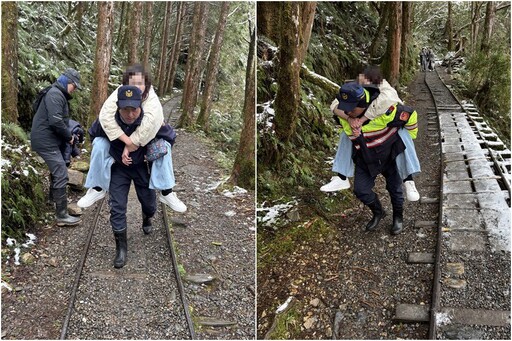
[365, 197, 386, 231]
[391, 205, 403, 235]
[113, 229, 128, 268]
[142, 213, 153, 235]
[53, 188, 81, 226]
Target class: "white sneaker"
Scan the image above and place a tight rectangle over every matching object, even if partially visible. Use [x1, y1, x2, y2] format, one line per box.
[404, 181, 420, 201]
[159, 192, 187, 213]
[77, 188, 106, 208]
[320, 176, 350, 192]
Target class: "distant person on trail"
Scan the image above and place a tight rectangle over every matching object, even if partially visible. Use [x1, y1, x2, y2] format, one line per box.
[30, 67, 82, 227]
[334, 82, 419, 235]
[427, 48, 435, 71]
[322, 65, 420, 202]
[88, 85, 176, 268]
[419, 47, 428, 72]
[77, 64, 186, 213]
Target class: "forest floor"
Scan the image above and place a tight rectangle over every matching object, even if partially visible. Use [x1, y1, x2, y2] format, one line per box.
[257, 69, 445, 339]
[0, 94, 255, 340]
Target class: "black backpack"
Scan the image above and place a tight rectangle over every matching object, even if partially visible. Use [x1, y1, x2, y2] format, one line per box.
[32, 85, 52, 113]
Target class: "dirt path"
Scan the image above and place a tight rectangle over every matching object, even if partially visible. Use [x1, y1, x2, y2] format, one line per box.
[257, 71, 441, 339]
[162, 95, 256, 339]
[1, 94, 255, 340]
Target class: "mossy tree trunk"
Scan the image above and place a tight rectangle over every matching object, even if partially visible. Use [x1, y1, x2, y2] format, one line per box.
[164, 2, 186, 95]
[369, 3, 389, 62]
[142, 2, 154, 72]
[127, 1, 143, 65]
[197, 2, 230, 132]
[444, 2, 454, 51]
[229, 25, 256, 189]
[400, 2, 413, 75]
[381, 2, 402, 88]
[1, 1, 19, 124]
[257, 2, 280, 44]
[156, 2, 172, 95]
[89, 1, 115, 127]
[480, 2, 496, 55]
[298, 2, 317, 66]
[274, 2, 301, 143]
[178, 2, 210, 129]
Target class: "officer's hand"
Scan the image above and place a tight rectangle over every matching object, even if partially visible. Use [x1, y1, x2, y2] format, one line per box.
[122, 146, 132, 166]
[69, 135, 74, 145]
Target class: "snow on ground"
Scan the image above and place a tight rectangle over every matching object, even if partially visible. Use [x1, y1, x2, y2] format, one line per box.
[257, 199, 298, 228]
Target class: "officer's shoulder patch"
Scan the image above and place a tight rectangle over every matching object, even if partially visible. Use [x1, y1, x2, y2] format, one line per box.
[386, 105, 396, 115]
[399, 111, 410, 121]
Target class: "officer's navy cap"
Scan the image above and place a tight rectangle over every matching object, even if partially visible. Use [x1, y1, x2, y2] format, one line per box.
[117, 85, 142, 109]
[336, 82, 365, 112]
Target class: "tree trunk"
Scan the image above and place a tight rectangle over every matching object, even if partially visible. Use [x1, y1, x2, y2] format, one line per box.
[1, 1, 19, 124]
[197, 2, 230, 131]
[480, 2, 496, 54]
[400, 2, 412, 74]
[274, 2, 301, 142]
[127, 1, 143, 65]
[229, 25, 256, 189]
[178, 2, 210, 128]
[75, 2, 85, 31]
[300, 65, 339, 98]
[257, 2, 279, 43]
[142, 2, 154, 71]
[89, 1, 115, 127]
[156, 2, 173, 94]
[369, 3, 389, 61]
[442, 2, 454, 51]
[470, 2, 483, 53]
[164, 2, 187, 95]
[115, 2, 125, 47]
[381, 2, 402, 88]
[298, 2, 317, 66]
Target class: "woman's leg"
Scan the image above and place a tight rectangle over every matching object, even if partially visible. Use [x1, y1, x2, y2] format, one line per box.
[321, 131, 352, 192]
[150, 141, 187, 212]
[396, 129, 421, 201]
[78, 137, 113, 208]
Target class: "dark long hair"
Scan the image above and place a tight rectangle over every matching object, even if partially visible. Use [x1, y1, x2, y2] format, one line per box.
[122, 64, 152, 100]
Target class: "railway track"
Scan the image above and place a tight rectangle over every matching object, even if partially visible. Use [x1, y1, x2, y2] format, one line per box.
[59, 196, 195, 339]
[406, 69, 511, 339]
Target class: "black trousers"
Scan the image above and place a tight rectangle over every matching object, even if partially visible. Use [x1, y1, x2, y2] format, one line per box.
[109, 162, 156, 232]
[353, 160, 404, 208]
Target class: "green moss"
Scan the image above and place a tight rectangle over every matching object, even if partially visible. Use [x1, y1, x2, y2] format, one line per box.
[264, 304, 302, 339]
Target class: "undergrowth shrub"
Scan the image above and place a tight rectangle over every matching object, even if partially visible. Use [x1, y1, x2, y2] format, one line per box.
[1, 123, 49, 243]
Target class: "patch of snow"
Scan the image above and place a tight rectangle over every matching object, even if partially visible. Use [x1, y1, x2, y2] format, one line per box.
[22, 169, 30, 177]
[14, 248, 21, 266]
[257, 200, 297, 227]
[222, 186, 248, 198]
[276, 296, 294, 314]
[436, 311, 452, 326]
[224, 211, 236, 217]
[22, 233, 37, 248]
[6, 238, 16, 246]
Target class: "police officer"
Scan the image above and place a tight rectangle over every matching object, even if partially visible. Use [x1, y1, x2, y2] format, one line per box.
[336, 82, 418, 235]
[89, 85, 176, 268]
[30, 68, 82, 226]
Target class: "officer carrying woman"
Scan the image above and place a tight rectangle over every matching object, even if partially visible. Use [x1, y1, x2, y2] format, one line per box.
[334, 82, 419, 235]
[88, 85, 176, 268]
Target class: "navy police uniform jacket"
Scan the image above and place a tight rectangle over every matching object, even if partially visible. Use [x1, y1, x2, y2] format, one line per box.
[88, 109, 176, 167]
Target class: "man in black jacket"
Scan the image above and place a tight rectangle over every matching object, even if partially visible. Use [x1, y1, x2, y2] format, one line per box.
[89, 85, 176, 268]
[30, 68, 82, 226]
